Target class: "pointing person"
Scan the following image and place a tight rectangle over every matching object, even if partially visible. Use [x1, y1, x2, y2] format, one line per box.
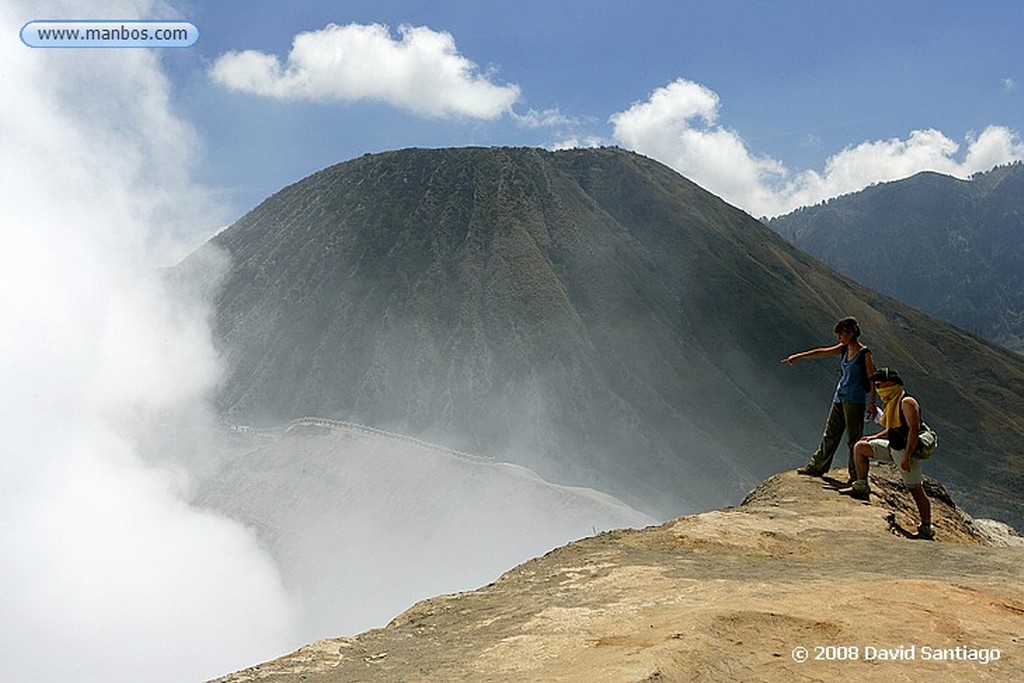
[781, 317, 876, 481]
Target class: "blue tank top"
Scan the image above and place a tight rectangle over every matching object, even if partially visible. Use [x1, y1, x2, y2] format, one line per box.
[833, 345, 869, 404]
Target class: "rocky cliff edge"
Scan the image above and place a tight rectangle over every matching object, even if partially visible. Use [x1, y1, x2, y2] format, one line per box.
[211, 467, 1023, 682]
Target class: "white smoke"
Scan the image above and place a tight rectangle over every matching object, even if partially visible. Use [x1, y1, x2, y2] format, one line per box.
[0, 6, 659, 680]
[0, 2, 299, 681]
[199, 426, 656, 642]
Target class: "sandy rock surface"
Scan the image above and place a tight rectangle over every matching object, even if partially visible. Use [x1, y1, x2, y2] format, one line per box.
[211, 468, 1023, 682]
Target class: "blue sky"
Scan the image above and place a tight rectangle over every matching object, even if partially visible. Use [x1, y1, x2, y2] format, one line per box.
[13, 1, 1024, 227]
[168, 0, 1024, 221]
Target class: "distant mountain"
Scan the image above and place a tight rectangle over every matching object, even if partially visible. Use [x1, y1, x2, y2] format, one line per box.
[176, 147, 1024, 527]
[767, 163, 1024, 352]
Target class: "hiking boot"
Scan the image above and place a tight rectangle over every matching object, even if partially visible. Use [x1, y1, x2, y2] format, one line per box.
[796, 465, 824, 476]
[917, 523, 935, 540]
[844, 479, 870, 500]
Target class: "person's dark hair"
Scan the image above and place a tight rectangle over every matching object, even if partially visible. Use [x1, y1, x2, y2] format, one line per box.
[869, 367, 904, 386]
[834, 317, 861, 339]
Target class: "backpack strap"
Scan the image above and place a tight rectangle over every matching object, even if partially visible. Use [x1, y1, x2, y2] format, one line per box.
[856, 346, 870, 391]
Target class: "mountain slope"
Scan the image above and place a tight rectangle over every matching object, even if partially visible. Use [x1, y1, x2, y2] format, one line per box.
[767, 163, 1024, 351]
[177, 147, 1024, 526]
[196, 421, 653, 644]
[210, 469, 1024, 683]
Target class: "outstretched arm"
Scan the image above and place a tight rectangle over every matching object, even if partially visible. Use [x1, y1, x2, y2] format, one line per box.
[781, 343, 844, 365]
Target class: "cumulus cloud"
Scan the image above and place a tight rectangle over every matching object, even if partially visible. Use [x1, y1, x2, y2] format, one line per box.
[609, 78, 1024, 217]
[210, 22, 521, 119]
[0, 2, 297, 681]
[609, 79, 789, 214]
[782, 127, 1024, 214]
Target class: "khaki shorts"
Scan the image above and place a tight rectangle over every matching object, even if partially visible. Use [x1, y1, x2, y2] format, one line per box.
[866, 438, 923, 487]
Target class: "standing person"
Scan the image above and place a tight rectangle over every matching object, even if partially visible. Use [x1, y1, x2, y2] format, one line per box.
[781, 317, 877, 480]
[849, 368, 936, 540]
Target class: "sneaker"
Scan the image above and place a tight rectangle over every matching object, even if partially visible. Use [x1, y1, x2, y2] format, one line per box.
[917, 523, 935, 540]
[796, 465, 823, 476]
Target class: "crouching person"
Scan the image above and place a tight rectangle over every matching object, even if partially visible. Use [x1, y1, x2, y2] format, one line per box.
[849, 367, 936, 540]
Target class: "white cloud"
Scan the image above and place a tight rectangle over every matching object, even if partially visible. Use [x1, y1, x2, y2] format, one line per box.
[1002, 78, 1016, 92]
[210, 22, 521, 120]
[0, 2, 297, 681]
[513, 107, 579, 129]
[610, 79, 789, 214]
[552, 135, 606, 150]
[776, 126, 1024, 216]
[610, 78, 1024, 217]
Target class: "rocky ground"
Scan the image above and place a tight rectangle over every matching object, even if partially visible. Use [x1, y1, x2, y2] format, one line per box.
[211, 467, 1023, 682]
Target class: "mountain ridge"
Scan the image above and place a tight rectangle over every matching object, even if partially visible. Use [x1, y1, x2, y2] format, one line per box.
[176, 146, 1024, 527]
[767, 162, 1024, 351]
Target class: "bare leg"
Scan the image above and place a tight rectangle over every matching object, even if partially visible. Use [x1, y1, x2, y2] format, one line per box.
[853, 441, 872, 480]
[908, 485, 931, 526]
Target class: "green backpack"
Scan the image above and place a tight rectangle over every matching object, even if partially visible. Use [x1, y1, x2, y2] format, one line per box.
[915, 423, 938, 460]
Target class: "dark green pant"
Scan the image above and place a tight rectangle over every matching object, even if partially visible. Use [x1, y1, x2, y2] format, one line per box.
[807, 401, 865, 475]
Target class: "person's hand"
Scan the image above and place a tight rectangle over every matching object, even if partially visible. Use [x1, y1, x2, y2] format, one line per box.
[781, 356, 796, 365]
[901, 455, 911, 472]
